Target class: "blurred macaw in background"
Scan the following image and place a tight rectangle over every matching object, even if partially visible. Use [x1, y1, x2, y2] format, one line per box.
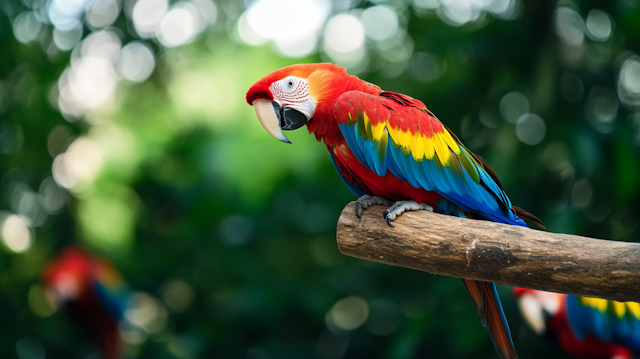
[514, 288, 640, 359]
[246, 63, 544, 359]
[42, 246, 129, 359]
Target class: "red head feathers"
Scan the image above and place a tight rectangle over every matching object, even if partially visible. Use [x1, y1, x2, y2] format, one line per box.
[246, 63, 380, 143]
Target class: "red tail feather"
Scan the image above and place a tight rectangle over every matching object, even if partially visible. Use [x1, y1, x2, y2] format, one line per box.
[464, 279, 518, 359]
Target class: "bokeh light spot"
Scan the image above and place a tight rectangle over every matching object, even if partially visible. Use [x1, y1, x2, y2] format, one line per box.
[499, 91, 529, 123]
[1, 214, 34, 253]
[323, 14, 366, 67]
[157, 6, 197, 47]
[618, 55, 640, 107]
[80, 30, 122, 62]
[53, 25, 83, 51]
[12, 11, 42, 43]
[38, 177, 69, 214]
[236, 13, 268, 46]
[361, 5, 398, 41]
[17, 190, 47, 227]
[244, 0, 329, 58]
[48, 0, 88, 31]
[571, 178, 593, 209]
[192, 0, 217, 29]
[515, 113, 546, 146]
[586, 86, 618, 133]
[412, 0, 440, 11]
[58, 57, 118, 117]
[52, 138, 103, 190]
[437, 0, 481, 26]
[125, 292, 169, 334]
[555, 7, 584, 47]
[15, 337, 44, 359]
[117, 42, 156, 82]
[132, 0, 168, 38]
[87, 0, 120, 28]
[409, 52, 440, 82]
[488, 0, 520, 19]
[28, 285, 57, 318]
[161, 279, 196, 313]
[326, 296, 369, 332]
[585, 9, 611, 42]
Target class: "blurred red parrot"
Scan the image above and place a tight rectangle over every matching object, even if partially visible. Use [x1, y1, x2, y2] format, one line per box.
[514, 288, 640, 359]
[246, 63, 544, 359]
[42, 246, 129, 359]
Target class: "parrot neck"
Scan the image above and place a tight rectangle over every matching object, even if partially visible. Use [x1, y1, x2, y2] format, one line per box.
[307, 74, 381, 143]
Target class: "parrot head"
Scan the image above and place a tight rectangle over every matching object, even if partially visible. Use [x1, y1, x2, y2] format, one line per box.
[513, 288, 564, 335]
[41, 246, 124, 311]
[42, 246, 96, 308]
[246, 63, 357, 143]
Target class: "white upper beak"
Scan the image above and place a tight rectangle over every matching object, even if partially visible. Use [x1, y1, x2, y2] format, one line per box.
[518, 294, 546, 335]
[252, 99, 290, 144]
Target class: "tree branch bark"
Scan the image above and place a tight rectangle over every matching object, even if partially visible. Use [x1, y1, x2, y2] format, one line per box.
[336, 202, 640, 302]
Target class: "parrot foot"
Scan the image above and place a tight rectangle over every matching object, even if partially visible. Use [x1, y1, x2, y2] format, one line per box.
[355, 194, 393, 218]
[384, 201, 434, 227]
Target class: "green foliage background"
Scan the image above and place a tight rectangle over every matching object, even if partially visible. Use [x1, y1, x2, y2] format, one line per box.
[1, 0, 639, 358]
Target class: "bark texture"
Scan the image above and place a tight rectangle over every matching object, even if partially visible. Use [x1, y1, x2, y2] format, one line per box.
[336, 202, 640, 302]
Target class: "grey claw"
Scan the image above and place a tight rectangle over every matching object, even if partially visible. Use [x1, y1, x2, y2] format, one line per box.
[383, 200, 433, 228]
[354, 195, 392, 220]
[385, 215, 395, 228]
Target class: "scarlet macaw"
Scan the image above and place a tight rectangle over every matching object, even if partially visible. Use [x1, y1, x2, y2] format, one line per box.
[42, 246, 129, 359]
[246, 63, 543, 359]
[514, 288, 640, 359]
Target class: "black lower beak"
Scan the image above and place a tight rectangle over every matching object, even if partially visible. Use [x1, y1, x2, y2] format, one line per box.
[271, 101, 307, 131]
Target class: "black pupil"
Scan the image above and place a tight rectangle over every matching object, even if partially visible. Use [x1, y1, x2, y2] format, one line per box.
[288, 81, 293, 86]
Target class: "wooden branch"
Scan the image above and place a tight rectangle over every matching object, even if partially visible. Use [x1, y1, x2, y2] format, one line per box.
[336, 202, 640, 303]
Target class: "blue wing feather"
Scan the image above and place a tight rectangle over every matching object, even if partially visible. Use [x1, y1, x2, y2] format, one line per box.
[386, 146, 407, 182]
[344, 124, 367, 166]
[336, 94, 526, 227]
[566, 295, 640, 351]
[92, 281, 128, 321]
[389, 143, 409, 181]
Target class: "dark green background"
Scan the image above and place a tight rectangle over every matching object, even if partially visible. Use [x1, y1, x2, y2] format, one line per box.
[1, 0, 639, 358]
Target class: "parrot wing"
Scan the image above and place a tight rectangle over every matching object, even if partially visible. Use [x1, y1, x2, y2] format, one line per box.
[93, 258, 129, 320]
[92, 280, 128, 321]
[566, 295, 640, 351]
[334, 90, 537, 227]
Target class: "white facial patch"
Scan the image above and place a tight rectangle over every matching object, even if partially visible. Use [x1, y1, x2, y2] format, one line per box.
[269, 76, 317, 119]
[535, 290, 562, 315]
[53, 273, 80, 301]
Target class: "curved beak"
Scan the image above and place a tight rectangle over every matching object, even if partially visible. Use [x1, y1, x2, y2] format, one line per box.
[252, 99, 308, 144]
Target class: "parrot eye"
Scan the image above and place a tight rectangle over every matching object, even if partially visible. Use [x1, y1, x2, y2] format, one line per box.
[281, 76, 298, 92]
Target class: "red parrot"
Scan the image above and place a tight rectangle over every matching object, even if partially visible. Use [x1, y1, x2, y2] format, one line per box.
[514, 288, 640, 359]
[42, 246, 129, 359]
[246, 63, 544, 359]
